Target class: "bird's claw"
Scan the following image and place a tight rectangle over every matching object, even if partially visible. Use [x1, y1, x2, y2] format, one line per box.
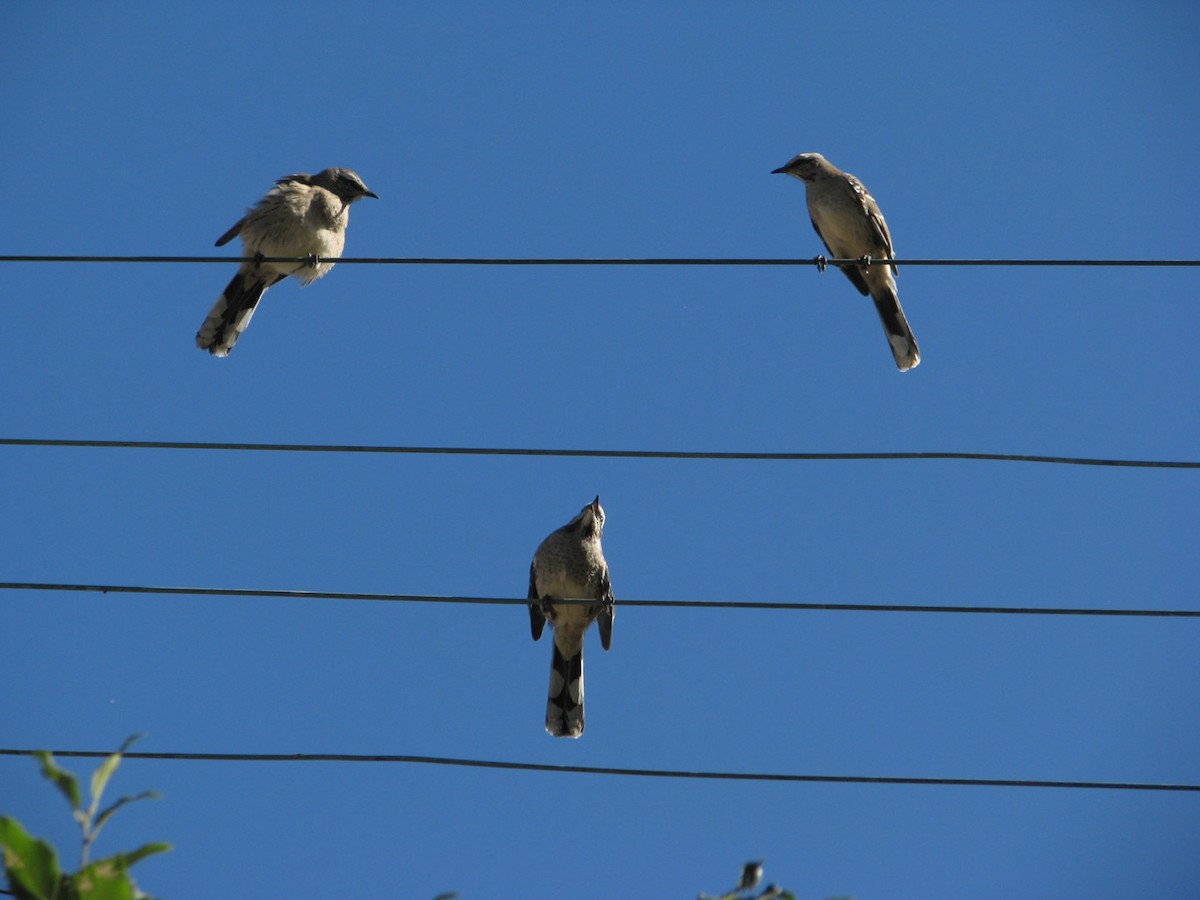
[815, 255, 827, 272]
[859, 255, 873, 267]
[305, 253, 321, 268]
[251, 251, 265, 269]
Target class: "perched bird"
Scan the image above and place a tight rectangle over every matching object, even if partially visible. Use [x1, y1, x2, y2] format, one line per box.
[528, 496, 615, 738]
[737, 861, 765, 893]
[772, 152, 920, 371]
[196, 167, 377, 356]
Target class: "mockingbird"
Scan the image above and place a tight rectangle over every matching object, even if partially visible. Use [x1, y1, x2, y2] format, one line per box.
[528, 496, 615, 738]
[196, 167, 377, 356]
[772, 152, 920, 371]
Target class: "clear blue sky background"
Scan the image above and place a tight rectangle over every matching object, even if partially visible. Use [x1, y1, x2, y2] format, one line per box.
[3, 3, 1198, 898]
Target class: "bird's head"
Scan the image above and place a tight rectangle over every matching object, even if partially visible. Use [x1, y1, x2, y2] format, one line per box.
[571, 495, 605, 539]
[771, 152, 828, 182]
[314, 167, 379, 201]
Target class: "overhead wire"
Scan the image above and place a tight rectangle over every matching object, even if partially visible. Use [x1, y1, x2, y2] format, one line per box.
[0, 747, 1193, 792]
[1, 254, 1198, 267]
[3, 581, 1196, 617]
[1, 438, 1196, 469]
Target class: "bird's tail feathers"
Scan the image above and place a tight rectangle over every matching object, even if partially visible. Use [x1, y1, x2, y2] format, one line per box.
[546, 643, 585, 738]
[871, 286, 921, 371]
[196, 269, 278, 357]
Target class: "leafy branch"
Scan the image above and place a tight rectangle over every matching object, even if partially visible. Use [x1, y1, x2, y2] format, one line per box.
[0, 735, 170, 900]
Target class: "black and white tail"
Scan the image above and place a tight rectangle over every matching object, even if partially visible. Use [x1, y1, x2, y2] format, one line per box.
[196, 269, 284, 357]
[871, 284, 921, 371]
[546, 643, 585, 738]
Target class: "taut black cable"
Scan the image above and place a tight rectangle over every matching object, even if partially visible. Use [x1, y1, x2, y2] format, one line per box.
[2, 438, 1196, 469]
[0, 747, 1193, 792]
[1, 254, 1198, 267]
[3, 582, 1196, 618]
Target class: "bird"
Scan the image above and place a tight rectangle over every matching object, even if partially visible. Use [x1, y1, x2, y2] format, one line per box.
[772, 152, 920, 371]
[196, 167, 377, 356]
[736, 861, 765, 893]
[528, 496, 615, 738]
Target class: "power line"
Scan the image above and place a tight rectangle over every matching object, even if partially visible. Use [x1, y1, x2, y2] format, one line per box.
[1, 254, 1198, 267]
[0, 747, 1192, 792]
[4, 581, 1196, 618]
[2, 438, 1195, 469]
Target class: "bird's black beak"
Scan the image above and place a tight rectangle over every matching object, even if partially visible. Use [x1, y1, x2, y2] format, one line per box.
[771, 165, 789, 175]
[591, 495, 601, 511]
[364, 190, 379, 199]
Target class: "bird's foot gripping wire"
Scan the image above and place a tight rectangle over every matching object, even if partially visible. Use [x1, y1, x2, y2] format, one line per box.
[858, 255, 874, 267]
[251, 251, 265, 269]
[815, 255, 827, 272]
[305, 254, 322, 269]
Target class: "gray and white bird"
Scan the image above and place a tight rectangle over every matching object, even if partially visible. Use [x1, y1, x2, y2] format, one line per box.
[196, 167, 377, 356]
[528, 496, 615, 738]
[772, 152, 920, 371]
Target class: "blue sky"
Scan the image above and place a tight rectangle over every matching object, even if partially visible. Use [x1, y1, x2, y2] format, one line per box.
[3, 2, 1198, 898]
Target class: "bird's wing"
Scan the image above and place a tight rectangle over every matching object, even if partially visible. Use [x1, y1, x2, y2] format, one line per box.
[213, 216, 246, 247]
[853, 177, 898, 277]
[811, 214, 870, 296]
[528, 561, 546, 641]
[596, 572, 614, 651]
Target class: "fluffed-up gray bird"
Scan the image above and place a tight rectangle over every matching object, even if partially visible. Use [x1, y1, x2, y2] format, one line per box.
[196, 167, 377, 356]
[528, 496, 615, 738]
[772, 152, 920, 371]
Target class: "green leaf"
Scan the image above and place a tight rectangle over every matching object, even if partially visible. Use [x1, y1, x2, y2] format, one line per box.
[113, 842, 171, 869]
[0, 815, 64, 900]
[88, 758, 121, 816]
[91, 793, 161, 845]
[69, 856, 135, 900]
[113, 734, 145, 756]
[35, 752, 82, 813]
[88, 736, 142, 819]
